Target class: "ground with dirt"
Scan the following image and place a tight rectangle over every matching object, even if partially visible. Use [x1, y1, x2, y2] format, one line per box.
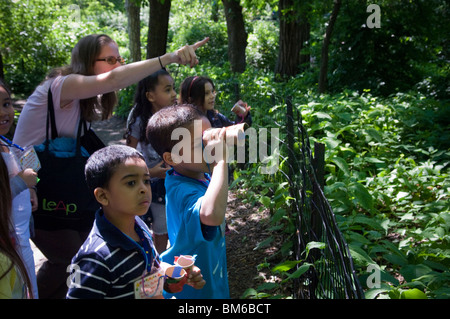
[225, 190, 279, 298]
[30, 115, 276, 299]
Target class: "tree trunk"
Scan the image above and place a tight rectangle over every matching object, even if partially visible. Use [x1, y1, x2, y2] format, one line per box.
[275, 0, 309, 78]
[125, 0, 141, 63]
[222, 0, 247, 73]
[318, 0, 341, 93]
[0, 52, 4, 80]
[147, 0, 171, 59]
[299, 19, 310, 68]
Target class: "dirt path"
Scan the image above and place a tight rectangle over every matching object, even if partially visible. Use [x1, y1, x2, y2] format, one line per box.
[32, 115, 273, 299]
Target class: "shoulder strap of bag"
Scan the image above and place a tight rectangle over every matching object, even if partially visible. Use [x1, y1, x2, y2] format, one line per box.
[47, 88, 58, 140]
[46, 87, 84, 157]
[81, 118, 90, 135]
[75, 117, 83, 157]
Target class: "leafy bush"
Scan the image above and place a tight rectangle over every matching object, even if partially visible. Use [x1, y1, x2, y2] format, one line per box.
[246, 19, 279, 71]
[229, 73, 449, 298]
[168, 0, 228, 68]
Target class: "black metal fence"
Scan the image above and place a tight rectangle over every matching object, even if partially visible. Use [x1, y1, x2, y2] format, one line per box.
[281, 97, 364, 299]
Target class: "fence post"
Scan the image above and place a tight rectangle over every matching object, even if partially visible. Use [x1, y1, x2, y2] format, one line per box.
[311, 142, 325, 238]
[286, 97, 297, 177]
[307, 142, 325, 298]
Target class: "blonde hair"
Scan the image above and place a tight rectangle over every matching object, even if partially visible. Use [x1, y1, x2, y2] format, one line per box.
[46, 34, 117, 121]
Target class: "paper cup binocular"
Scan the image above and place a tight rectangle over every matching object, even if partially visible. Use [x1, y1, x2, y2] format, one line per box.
[163, 255, 197, 293]
[164, 266, 187, 293]
[174, 255, 196, 272]
[231, 102, 247, 117]
[202, 122, 247, 146]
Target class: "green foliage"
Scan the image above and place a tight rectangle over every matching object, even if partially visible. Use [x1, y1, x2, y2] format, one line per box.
[308, 91, 449, 299]
[2, 0, 448, 299]
[246, 16, 279, 71]
[231, 73, 449, 298]
[1, 0, 70, 95]
[328, 0, 449, 97]
[168, 0, 228, 68]
[0, 0, 128, 97]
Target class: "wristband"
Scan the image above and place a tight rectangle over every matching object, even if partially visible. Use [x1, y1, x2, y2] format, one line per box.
[158, 56, 166, 70]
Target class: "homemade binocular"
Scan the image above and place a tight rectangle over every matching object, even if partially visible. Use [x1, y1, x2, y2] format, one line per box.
[202, 122, 247, 146]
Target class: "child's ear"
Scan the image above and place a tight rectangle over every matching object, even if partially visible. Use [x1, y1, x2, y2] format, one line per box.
[146, 91, 156, 103]
[162, 151, 176, 167]
[94, 187, 109, 206]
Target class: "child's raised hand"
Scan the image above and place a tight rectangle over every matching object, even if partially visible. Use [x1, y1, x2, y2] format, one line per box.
[149, 161, 170, 179]
[187, 266, 206, 290]
[202, 127, 227, 165]
[231, 100, 251, 117]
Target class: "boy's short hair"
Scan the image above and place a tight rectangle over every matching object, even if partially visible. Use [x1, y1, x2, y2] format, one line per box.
[85, 144, 145, 193]
[146, 104, 205, 157]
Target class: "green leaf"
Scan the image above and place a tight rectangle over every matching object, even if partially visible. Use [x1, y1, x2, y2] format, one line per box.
[241, 288, 258, 299]
[349, 182, 374, 211]
[364, 157, 385, 164]
[272, 260, 303, 273]
[253, 237, 273, 250]
[352, 215, 385, 231]
[365, 287, 390, 299]
[313, 112, 332, 120]
[259, 195, 272, 208]
[331, 157, 350, 176]
[365, 128, 383, 143]
[349, 245, 376, 267]
[282, 263, 313, 283]
[305, 241, 326, 258]
[323, 136, 341, 149]
[400, 288, 427, 299]
[400, 264, 433, 283]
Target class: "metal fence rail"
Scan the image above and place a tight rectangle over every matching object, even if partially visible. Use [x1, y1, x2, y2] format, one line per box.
[282, 97, 364, 299]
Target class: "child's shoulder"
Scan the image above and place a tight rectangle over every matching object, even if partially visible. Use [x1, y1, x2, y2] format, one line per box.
[76, 231, 111, 259]
[166, 171, 209, 191]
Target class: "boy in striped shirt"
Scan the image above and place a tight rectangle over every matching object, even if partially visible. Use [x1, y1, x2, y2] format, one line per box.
[66, 145, 205, 299]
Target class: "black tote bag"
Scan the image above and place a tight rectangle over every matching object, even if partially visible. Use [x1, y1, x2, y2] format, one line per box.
[33, 89, 100, 231]
[80, 120, 105, 155]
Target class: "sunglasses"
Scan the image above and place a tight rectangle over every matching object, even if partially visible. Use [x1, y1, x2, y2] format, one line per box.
[96, 56, 125, 65]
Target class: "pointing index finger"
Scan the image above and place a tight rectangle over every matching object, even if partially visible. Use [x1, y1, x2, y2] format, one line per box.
[192, 37, 210, 50]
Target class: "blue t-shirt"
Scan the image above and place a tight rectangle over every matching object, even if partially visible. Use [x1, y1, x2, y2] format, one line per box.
[161, 169, 229, 299]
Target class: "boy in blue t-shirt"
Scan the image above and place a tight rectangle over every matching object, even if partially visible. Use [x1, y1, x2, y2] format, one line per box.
[146, 104, 230, 299]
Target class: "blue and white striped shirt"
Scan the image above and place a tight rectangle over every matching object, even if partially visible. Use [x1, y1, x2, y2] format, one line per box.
[66, 209, 160, 299]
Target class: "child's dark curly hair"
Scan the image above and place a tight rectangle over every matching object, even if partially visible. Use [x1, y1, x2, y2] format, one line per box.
[124, 69, 171, 144]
